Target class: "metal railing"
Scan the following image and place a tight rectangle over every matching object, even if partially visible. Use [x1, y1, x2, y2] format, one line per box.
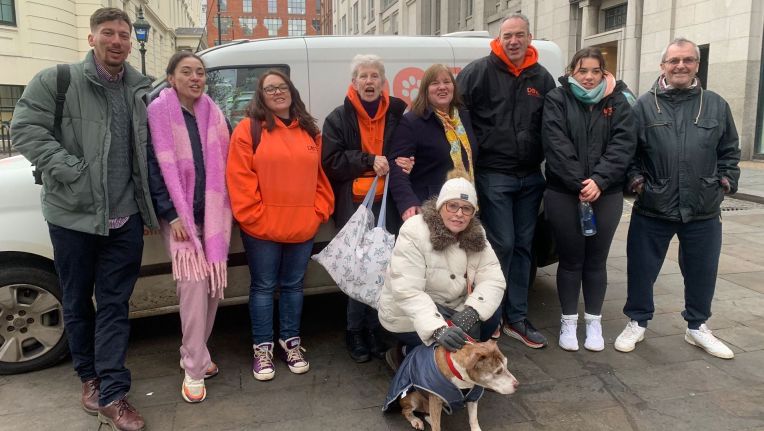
[0, 121, 12, 158]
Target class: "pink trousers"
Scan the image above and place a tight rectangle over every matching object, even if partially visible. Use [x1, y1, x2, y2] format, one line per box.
[178, 277, 219, 380]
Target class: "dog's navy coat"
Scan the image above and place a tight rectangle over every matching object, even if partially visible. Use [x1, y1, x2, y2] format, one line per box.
[383, 344, 485, 414]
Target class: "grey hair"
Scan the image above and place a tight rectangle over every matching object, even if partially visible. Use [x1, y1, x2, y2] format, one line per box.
[350, 54, 386, 80]
[500, 13, 531, 33]
[660, 37, 701, 62]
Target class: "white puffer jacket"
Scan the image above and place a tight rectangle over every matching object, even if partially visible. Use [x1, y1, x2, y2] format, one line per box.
[377, 200, 506, 344]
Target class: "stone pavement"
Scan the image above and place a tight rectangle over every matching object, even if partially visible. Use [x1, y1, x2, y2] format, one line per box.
[2, 167, 764, 430]
[735, 160, 764, 204]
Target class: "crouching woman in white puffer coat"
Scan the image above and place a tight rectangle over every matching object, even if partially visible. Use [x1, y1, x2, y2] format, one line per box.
[378, 175, 506, 367]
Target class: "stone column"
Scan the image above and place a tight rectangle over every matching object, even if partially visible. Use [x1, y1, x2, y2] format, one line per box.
[621, 0, 643, 91]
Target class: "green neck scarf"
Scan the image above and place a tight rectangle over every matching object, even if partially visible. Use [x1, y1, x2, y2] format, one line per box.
[568, 76, 606, 105]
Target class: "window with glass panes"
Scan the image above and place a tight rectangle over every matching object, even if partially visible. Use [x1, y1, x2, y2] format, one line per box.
[604, 4, 627, 31]
[289, 19, 306, 36]
[368, 0, 374, 22]
[239, 17, 257, 35]
[264, 18, 281, 36]
[218, 0, 227, 12]
[243, 0, 252, 13]
[312, 19, 321, 33]
[268, 0, 277, 14]
[288, 0, 306, 14]
[0, 0, 16, 26]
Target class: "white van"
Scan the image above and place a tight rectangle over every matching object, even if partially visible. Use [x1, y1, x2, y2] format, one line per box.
[0, 34, 563, 374]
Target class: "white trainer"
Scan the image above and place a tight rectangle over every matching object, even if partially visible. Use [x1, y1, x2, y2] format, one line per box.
[584, 313, 604, 352]
[685, 324, 734, 359]
[614, 320, 645, 352]
[558, 314, 579, 351]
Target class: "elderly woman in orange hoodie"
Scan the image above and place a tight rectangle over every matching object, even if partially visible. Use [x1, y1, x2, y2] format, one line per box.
[227, 70, 334, 382]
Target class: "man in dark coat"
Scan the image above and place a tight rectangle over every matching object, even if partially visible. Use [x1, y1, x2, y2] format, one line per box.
[457, 13, 556, 348]
[322, 54, 408, 363]
[614, 38, 740, 359]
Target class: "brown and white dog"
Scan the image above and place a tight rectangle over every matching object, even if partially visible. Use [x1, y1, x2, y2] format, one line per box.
[398, 340, 518, 431]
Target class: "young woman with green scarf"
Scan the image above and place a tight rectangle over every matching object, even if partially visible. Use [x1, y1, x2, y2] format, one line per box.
[541, 47, 637, 353]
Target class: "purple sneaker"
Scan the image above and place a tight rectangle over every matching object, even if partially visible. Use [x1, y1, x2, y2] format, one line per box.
[279, 337, 310, 374]
[252, 342, 275, 381]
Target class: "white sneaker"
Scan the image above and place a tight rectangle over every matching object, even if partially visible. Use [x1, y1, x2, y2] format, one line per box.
[584, 313, 604, 352]
[558, 314, 579, 351]
[614, 320, 645, 352]
[685, 324, 734, 359]
[181, 373, 206, 403]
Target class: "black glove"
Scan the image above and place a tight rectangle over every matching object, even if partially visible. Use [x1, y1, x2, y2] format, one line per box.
[432, 325, 468, 352]
[451, 306, 479, 334]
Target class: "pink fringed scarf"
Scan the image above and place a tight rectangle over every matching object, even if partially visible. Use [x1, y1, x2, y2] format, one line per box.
[147, 88, 232, 298]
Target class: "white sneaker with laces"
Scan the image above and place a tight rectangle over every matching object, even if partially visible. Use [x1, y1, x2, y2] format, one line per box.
[685, 324, 734, 359]
[558, 314, 579, 351]
[584, 313, 604, 352]
[614, 320, 645, 352]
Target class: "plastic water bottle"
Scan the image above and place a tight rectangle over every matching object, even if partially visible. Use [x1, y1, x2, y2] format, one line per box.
[579, 201, 597, 236]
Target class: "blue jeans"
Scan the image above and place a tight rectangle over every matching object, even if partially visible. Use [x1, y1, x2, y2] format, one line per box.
[624, 212, 722, 329]
[241, 232, 314, 345]
[475, 170, 545, 323]
[48, 216, 143, 406]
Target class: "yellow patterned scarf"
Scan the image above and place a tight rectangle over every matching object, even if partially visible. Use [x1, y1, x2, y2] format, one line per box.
[434, 108, 474, 182]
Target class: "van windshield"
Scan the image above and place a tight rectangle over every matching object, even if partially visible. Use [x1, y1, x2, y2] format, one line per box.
[206, 66, 289, 128]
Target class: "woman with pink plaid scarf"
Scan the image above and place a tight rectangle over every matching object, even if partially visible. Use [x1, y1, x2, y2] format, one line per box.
[147, 51, 232, 404]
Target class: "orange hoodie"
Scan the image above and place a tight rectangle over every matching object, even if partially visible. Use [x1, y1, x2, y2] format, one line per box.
[490, 38, 539, 77]
[346, 85, 389, 202]
[226, 117, 334, 243]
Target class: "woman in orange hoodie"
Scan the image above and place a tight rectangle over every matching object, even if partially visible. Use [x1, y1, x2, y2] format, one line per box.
[226, 70, 334, 382]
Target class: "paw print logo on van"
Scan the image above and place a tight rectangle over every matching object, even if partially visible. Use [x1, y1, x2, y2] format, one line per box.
[393, 67, 424, 106]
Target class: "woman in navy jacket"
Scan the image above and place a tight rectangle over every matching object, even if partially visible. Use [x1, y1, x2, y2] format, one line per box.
[388, 64, 478, 221]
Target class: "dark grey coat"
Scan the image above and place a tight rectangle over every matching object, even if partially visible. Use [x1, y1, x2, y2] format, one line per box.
[627, 79, 741, 222]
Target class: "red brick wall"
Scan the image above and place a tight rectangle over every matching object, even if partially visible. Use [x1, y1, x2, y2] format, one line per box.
[206, 0, 322, 46]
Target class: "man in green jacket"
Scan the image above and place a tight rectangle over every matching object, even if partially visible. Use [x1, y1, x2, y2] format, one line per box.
[614, 37, 740, 360]
[11, 8, 158, 431]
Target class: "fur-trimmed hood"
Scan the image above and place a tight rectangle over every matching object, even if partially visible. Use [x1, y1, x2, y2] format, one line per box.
[421, 198, 486, 253]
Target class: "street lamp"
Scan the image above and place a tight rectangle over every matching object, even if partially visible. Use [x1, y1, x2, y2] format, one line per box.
[133, 6, 151, 75]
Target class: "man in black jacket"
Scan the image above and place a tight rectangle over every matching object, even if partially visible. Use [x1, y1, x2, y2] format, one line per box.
[322, 54, 409, 363]
[614, 38, 740, 359]
[457, 13, 556, 348]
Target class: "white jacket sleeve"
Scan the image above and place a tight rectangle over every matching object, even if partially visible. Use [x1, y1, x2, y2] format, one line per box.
[464, 239, 506, 321]
[388, 223, 448, 343]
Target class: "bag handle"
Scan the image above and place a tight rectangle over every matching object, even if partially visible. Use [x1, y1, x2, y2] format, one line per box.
[359, 175, 390, 229]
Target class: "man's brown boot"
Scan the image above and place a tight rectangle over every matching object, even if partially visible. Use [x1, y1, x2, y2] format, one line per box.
[98, 397, 145, 431]
[81, 378, 100, 415]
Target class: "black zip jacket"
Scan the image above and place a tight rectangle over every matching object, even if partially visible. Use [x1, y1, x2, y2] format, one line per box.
[627, 78, 741, 222]
[457, 53, 556, 177]
[542, 77, 637, 195]
[321, 95, 407, 230]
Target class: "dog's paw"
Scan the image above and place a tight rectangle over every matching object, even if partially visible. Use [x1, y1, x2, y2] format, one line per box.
[409, 417, 425, 430]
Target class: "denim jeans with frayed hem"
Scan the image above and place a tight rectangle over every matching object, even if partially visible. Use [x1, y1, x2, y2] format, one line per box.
[240, 232, 314, 345]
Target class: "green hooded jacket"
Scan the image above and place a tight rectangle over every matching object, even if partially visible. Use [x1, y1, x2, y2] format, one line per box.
[11, 50, 159, 235]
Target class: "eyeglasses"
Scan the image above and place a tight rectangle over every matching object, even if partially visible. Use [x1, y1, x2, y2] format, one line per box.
[444, 202, 475, 216]
[663, 57, 698, 66]
[263, 84, 289, 95]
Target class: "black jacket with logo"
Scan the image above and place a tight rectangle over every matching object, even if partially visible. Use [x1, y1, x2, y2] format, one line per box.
[457, 53, 556, 177]
[628, 79, 741, 222]
[542, 77, 637, 195]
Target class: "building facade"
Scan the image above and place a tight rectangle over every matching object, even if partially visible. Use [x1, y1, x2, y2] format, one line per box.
[0, 0, 205, 124]
[205, 0, 322, 46]
[332, 0, 763, 159]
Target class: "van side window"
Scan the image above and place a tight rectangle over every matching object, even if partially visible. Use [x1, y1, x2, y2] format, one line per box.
[206, 66, 290, 128]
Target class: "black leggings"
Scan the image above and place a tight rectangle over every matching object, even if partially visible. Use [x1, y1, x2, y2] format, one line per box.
[544, 189, 623, 315]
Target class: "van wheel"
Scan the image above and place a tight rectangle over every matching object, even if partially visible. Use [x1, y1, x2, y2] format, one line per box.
[0, 266, 69, 374]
